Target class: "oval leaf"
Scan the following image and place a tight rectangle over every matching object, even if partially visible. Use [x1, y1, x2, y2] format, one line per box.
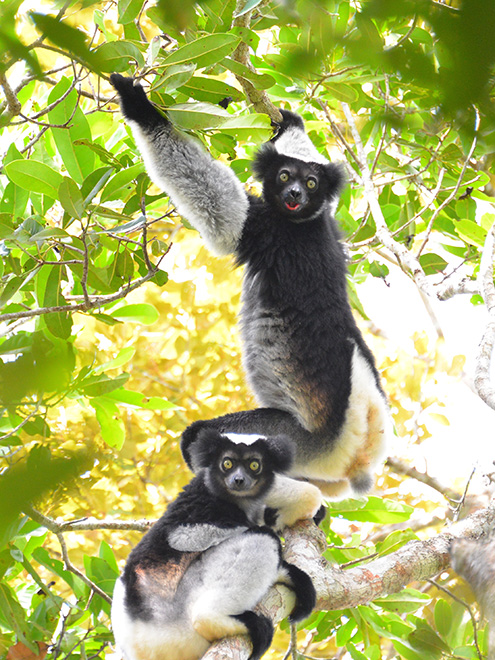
[110, 303, 159, 324]
[4, 160, 63, 198]
[166, 102, 230, 130]
[164, 33, 241, 69]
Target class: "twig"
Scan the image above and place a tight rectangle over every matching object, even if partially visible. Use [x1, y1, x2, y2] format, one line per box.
[387, 456, 461, 502]
[56, 532, 112, 604]
[426, 578, 483, 660]
[340, 102, 436, 296]
[452, 466, 477, 522]
[416, 107, 480, 258]
[0, 262, 165, 324]
[0, 71, 21, 116]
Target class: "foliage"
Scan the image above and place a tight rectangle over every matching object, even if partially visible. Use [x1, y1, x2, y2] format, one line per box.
[0, 0, 494, 659]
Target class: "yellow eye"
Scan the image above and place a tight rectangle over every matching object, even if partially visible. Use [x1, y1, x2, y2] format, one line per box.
[307, 177, 317, 189]
[279, 171, 289, 182]
[222, 458, 233, 470]
[249, 460, 260, 473]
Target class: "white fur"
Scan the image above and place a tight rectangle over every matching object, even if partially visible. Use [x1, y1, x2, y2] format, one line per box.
[300, 345, 391, 485]
[168, 524, 247, 552]
[266, 474, 322, 528]
[223, 432, 266, 445]
[111, 532, 281, 660]
[274, 126, 329, 165]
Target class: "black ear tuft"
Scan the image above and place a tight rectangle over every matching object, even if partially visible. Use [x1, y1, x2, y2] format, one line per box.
[181, 425, 222, 470]
[252, 143, 278, 182]
[272, 109, 305, 137]
[323, 162, 346, 198]
[265, 435, 295, 473]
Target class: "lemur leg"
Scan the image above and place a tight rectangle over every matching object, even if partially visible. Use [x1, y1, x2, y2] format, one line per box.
[189, 531, 278, 658]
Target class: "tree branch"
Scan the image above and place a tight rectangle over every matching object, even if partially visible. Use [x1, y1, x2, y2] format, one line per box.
[231, 1, 282, 121]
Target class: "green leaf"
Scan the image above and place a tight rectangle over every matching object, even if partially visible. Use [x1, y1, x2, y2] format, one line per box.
[374, 589, 431, 614]
[99, 540, 119, 575]
[179, 75, 242, 104]
[164, 33, 241, 69]
[154, 64, 196, 93]
[93, 347, 136, 374]
[29, 227, 71, 243]
[455, 220, 487, 248]
[58, 178, 85, 219]
[81, 372, 130, 397]
[166, 102, 230, 130]
[83, 555, 118, 595]
[4, 160, 63, 198]
[30, 13, 98, 70]
[234, 0, 264, 17]
[434, 599, 452, 637]
[323, 83, 360, 104]
[110, 303, 159, 324]
[35, 265, 72, 339]
[93, 40, 144, 72]
[90, 397, 125, 449]
[118, 0, 143, 24]
[0, 582, 36, 652]
[104, 388, 178, 410]
[100, 163, 144, 202]
[221, 57, 275, 89]
[48, 78, 95, 184]
[419, 252, 448, 275]
[325, 496, 413, 523]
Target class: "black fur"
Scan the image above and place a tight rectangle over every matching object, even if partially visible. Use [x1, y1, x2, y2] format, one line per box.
[282, 561, 316, 622]
[232, 611, 274, 660]
[110, 73, 167, 129]
[122, 470, 251, 620]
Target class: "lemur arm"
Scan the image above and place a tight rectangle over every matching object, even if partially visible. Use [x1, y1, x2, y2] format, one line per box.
[110, 74, 249, 256]
[168, 523, 249, 552]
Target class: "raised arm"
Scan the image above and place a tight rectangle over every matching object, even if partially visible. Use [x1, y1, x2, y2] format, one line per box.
[110, 74, 249, 256]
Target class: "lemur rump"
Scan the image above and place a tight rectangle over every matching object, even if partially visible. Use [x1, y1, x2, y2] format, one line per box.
[111, 431, 315, 660]
[111, 74, 391, 498]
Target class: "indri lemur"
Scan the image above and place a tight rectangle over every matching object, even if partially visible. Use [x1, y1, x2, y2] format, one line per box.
[111, 74, 391, 500]
[111, 430, 316, 660]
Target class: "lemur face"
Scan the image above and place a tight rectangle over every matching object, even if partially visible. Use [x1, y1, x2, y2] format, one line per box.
[217, 446, 265, 497]
[273, 162, 324, 220]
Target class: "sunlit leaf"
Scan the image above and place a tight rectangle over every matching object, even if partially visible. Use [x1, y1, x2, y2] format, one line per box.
[164, 33, 241, 69]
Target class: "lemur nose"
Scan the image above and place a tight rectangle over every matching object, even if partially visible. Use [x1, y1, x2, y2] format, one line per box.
[289, 187, 302, 200]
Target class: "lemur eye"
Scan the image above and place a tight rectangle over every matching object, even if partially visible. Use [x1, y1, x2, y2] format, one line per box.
[279, 171, 290, 183]
[222, 458, 233, 470]
[306, 177, 317, 190]
[249, 460, 261, 473]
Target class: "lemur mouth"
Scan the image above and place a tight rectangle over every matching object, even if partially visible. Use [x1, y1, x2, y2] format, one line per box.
[286, 201, 300, 211]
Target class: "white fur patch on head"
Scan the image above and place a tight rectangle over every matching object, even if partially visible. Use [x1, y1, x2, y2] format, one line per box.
[223, 432, 266, 446]
[275, 127, 329, 165]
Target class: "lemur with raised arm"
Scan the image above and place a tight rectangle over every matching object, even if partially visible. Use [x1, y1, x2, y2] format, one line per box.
[111, 74, 391, 513]
[111, 430, 316, 660]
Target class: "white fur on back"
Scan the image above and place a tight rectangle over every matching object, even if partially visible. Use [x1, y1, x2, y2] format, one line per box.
[298, 344, 391, 483]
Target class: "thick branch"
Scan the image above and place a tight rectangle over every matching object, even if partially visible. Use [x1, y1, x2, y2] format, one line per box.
[203, 503, 495, 659]
[231, 1, 281, 121]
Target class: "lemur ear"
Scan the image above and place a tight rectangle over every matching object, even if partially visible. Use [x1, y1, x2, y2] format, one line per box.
[252, 143, 278, 182]
[182, 427, 221, 470]
[264, 435, 295, 473]
[322, 162, 346, 197]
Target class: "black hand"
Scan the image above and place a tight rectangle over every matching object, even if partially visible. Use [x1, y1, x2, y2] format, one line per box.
[110, 74, 167, 129]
